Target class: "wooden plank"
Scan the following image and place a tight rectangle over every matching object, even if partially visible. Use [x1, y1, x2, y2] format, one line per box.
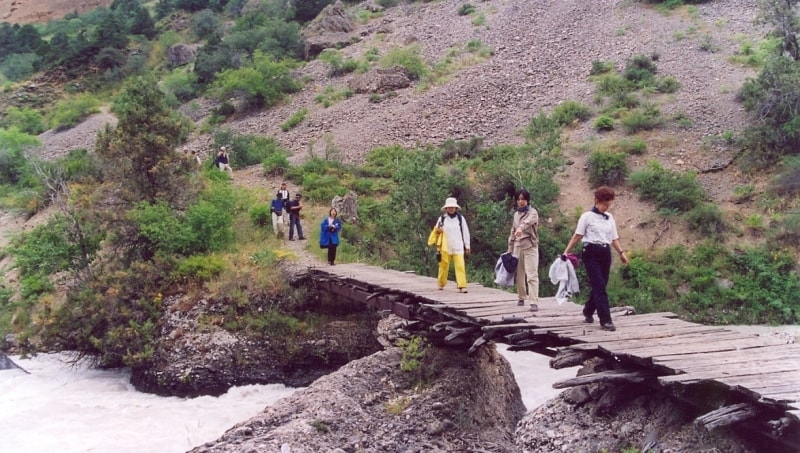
[608, 336, 786, 361]
[556, 325, 727, 344]
[660, 361, 800, 384]
[570, 331, 756, 352]
[653, 344, 800, 365]
[758, 392, 800, 404]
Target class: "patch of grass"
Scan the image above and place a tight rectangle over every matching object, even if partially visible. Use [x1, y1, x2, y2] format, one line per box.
[281, 108, 308, 132]
[314, 86, 354, 108]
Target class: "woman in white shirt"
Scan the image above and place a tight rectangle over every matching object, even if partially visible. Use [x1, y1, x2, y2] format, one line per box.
[433, 198, 471, 293]
[562, 186, 629, 331]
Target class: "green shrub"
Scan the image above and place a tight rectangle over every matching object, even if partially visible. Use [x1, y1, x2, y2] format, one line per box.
[620, 104, 663, 133]
[0, 53, 40, 81]
[685, 203, 726, 238]
[218, 133, 291, 168]
[0, 127, 40, 186]
[161, 69, 198, 103]
[656, 75, 680, 93]
[588, 151, 628, 187]
[594, 115, 615, 131]
[281, 108, 308, 132]
[214, 51, 300, 110]
[596, 74, 634, 97]
[249, 204, 271, 227]
[49, 93, 101, 131]
[173, 254, 225, 281]
[623, 54, 658, 87]
[629, 161, 704, 212]
[262, 153, 290, 176]
[771, 155, 800, 196]
[615, 137, 647, 155]
[380, 45, 428, 80]
[1, 107, 45, 134]
[551, 100, 592, 126]
[457, 3, 476, 15]
[590, 60, 615, 75]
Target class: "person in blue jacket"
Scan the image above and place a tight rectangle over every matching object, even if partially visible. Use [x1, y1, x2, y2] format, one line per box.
[319, 207, 343, 265]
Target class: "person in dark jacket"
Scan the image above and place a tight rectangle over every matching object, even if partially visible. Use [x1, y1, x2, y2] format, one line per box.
[319, 208, 343, 265]
[286, 193, 305, 240]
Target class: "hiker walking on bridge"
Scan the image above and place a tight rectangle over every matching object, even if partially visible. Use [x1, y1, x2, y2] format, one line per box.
[508, 189, 540, 312]
[429, 197, 471, 293]
[562, 186, 629, 331]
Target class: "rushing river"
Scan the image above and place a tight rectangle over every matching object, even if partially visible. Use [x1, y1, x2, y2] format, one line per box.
[0, 347, 575, 453]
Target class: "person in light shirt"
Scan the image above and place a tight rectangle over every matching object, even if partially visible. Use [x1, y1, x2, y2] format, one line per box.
[562, 186, 629, 331]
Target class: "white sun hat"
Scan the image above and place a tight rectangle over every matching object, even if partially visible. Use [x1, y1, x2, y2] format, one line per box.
[442, 197, 460, 210]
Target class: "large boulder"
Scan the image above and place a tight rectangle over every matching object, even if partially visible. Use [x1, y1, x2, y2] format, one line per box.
[348, 66, 413, 94]
[189, 341, 525, 452]
[167, 43, 197, 67]
[332, 191, 358, 224]
[303, 0, 358, 59]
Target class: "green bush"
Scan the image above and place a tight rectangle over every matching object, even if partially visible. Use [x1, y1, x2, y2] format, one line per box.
[161, 69, 198, 103]
[656, 75, 680, 93]
[628, 161, 705, 212]
[218, 132, 291, 168]
[623, 54, 658, 87]
[281, 108, 308, 131]
[262, 153, 290, 176]
[685, 203, 726, 238]
[771, 155, 800, 196]
[1, 107, 45, 134]
[590, 60, 615, 75]
[380, 45, 428, 80]
[620, 104, 663, 133]
[551, 100, 592, 126]
[249, 204, 271, 227]
[214, 51, 300, 110]
[49, 93, 101, 131]
[596, 74, 634, 97]
[0, 53, 40, 81]
[594, 115, 615, 131]
[588, 151, 628, 187]
[457, 4, 476, 15]
[0, 127, 39, 186]
[173, 255, 225, 281]
[615, 137, 647, 155]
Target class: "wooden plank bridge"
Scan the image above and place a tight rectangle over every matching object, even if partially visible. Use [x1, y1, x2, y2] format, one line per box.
[306, 263, 800, 450]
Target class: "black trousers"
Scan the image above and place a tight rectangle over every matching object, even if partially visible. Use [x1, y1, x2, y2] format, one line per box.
[327, 244, 337, 264]
[582, 242, 612, 324]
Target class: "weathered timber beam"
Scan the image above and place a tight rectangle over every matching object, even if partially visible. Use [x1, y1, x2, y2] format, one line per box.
[468, 336, 487, 354]
[444, 326, 480, 343]
[695, 403, 758, 430]
[550, 349, 596, 369]
[431, 320, 461, 332]
[553, 370, 652, 389]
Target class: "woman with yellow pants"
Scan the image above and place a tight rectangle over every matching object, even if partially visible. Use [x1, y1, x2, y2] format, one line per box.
[430, 198, 471, 293]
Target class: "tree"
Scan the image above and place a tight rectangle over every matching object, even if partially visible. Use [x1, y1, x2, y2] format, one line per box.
[758, 0, 800, 60]
[95, 77, 198, 211]
[130, 7, 157, 39]
[214, 50, 299, 109]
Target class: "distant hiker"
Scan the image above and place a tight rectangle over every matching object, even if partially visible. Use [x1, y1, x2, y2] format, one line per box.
[428, 197, 471, 293]
[278, 182, 291, 224]
[270, 192, 285, 237]
[508, 189, 540, 311]
[287, 193, 305, 240]
[319, 207, 343, 265]
[191, 150, 201, 167]
[215, 146, 233, 174]
[562, 186, 629, 332]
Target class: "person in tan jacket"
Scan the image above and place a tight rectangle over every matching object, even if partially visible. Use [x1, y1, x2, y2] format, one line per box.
[508, 189, 540, 311]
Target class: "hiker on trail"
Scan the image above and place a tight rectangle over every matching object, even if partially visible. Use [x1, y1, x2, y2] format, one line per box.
[287, 193, 305, 241]
[319, 207, 343, 265]
[508, 189, 540, 312]
[428, 197, 471, 293]
[562, 186, 629, 332]
[270, 192, 285, 237]
[215, 146, 233, 174]
[278, 182, 291, 225]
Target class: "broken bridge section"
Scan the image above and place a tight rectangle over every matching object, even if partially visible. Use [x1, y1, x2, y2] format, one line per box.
[305, 262, 800, 451]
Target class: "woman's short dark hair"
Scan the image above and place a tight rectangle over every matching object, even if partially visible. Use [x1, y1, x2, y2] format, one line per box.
[515, 189, 531, 202]
[594, 186, 616, 202]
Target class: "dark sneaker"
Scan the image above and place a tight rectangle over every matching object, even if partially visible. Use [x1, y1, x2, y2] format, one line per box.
[528, 304, 538, 312]
[583, 315, 594, 324]
[517, 300, 524, 306]
[299, 237, 306, 240]
[600, 322, 616, 331]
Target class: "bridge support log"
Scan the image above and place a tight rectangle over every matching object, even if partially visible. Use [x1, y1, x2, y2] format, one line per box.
[553, 370, 652, 389]
[695, 403, 758, 430]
